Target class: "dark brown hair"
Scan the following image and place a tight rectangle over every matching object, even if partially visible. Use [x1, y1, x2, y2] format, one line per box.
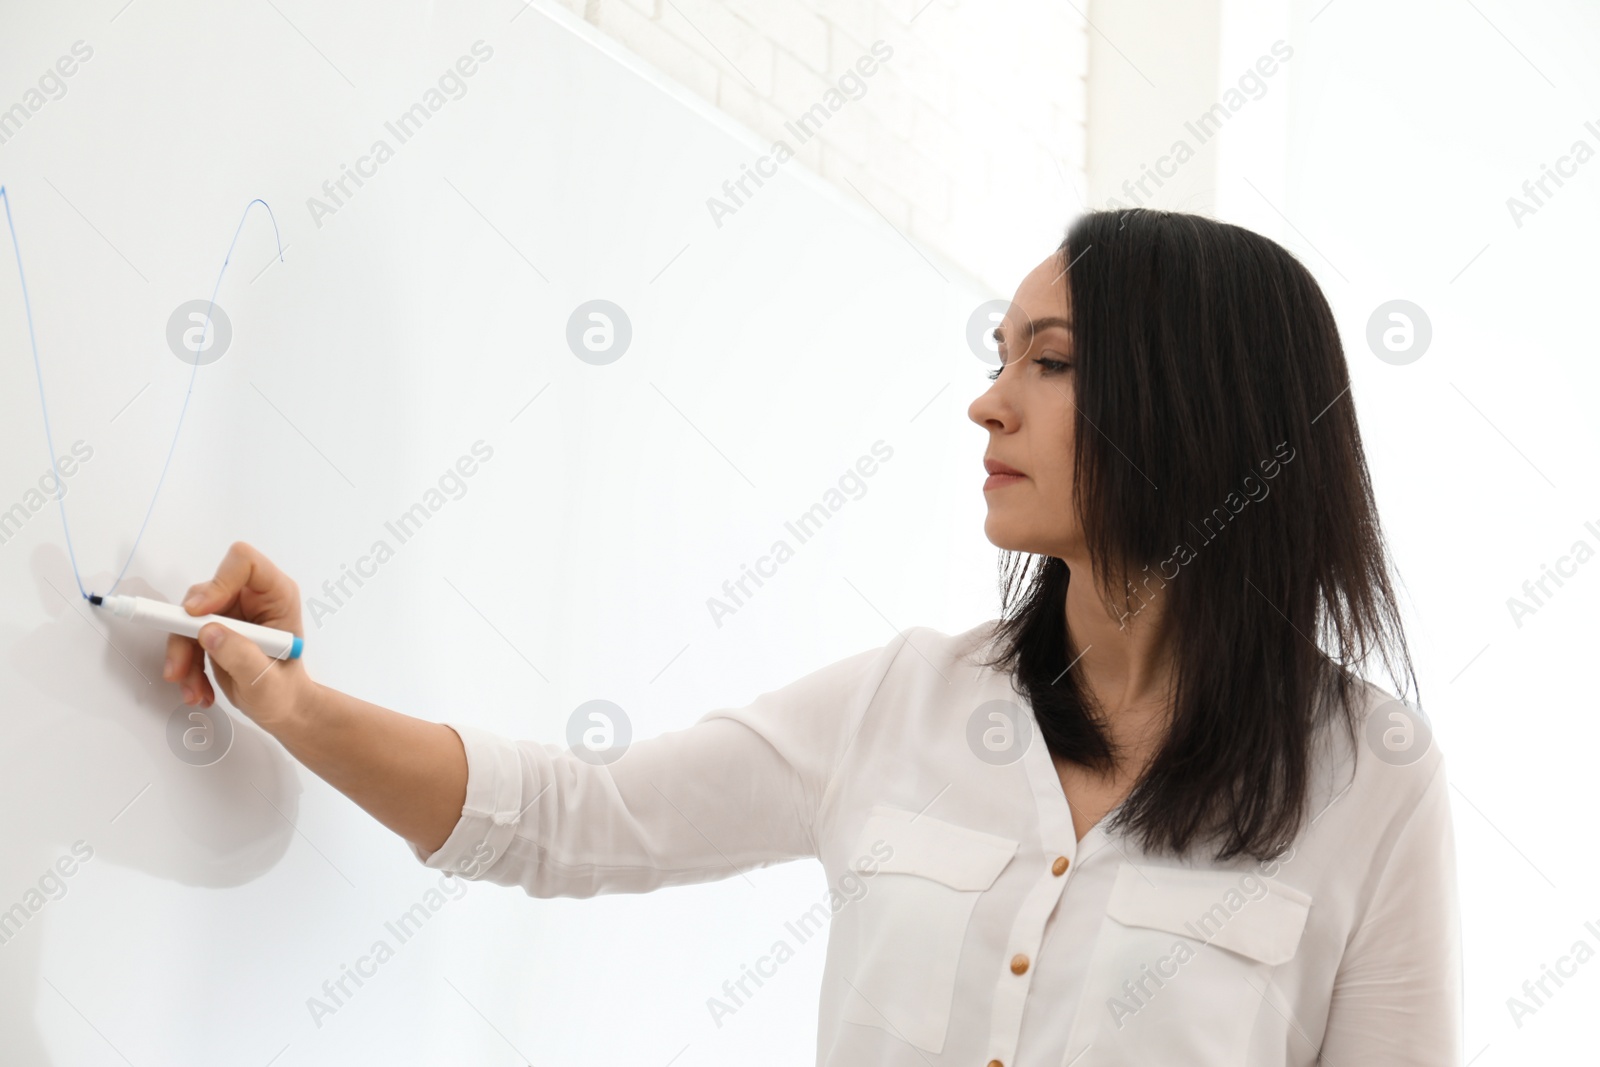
[976, 207, 1417, 863]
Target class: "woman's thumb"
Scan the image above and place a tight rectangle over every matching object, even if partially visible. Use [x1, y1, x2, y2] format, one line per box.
[198, 621, 268, 678]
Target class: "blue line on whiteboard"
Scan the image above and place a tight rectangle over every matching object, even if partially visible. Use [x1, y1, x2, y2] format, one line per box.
[0, 185, 284, 600]
[0, 185, 87, 596]
[108, 198, 283, 597]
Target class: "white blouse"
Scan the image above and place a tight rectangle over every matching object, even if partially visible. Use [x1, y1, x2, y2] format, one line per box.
[412, 619, 1461, 1066]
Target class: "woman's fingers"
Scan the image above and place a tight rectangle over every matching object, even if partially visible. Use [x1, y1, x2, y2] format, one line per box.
[164, 542, 300, 705]
[164, 632, 212, 705]
[189, 541, 303, 634]
[164, 631, 192, 683]
[165, 632, 202, 702]
[162, 543, 305, 716]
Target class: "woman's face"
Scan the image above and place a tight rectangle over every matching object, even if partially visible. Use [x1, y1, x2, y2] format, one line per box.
[967, 252, 1081, 560]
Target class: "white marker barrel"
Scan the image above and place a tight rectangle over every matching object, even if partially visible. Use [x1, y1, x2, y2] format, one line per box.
[99, 594, 303, 660]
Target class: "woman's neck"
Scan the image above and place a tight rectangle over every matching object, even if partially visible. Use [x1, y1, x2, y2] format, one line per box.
[1060, 557, 1177, 770]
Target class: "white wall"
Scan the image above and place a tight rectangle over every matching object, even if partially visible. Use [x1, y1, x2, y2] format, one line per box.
[0, 2, 1010, 1062]
[549, 0, 1088, 295]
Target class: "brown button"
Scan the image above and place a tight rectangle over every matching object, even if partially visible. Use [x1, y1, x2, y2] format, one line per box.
[1052, 855, 1069, 876]
[1010, 953, 1030, 975]
[987, 1061, 1004, 1067]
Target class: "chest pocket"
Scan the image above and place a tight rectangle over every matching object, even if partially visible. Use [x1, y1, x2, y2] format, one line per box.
[1069, 862, 1313, 1066]
[837, 803, 1018, 1054]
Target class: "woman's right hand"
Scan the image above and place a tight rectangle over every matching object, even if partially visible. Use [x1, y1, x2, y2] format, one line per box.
[163, 540, 315, 733]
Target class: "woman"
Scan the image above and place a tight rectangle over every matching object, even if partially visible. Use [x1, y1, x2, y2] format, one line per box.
[165, 208, 1459, 1066]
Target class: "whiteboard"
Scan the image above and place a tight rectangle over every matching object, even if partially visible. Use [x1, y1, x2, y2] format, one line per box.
[0, 1, 1012, 1063]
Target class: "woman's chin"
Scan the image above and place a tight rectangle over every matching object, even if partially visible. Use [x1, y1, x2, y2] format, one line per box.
[982, 520, 1076, 559]
[982, 521, 1035, 554]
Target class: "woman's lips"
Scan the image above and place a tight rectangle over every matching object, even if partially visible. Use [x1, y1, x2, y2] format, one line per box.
[982, 459, 1026, 491]
[983, 472, 1026, 491]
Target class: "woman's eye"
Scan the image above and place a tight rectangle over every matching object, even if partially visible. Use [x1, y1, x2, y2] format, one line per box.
[987, 355, 1072, 381]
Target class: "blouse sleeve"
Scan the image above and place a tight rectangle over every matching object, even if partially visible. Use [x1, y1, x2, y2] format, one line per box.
[407, 638, 898, 897]
[1318, 754, 1463, 1065]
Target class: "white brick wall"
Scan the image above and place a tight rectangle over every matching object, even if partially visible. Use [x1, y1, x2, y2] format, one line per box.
[552, 0, 1089, 291]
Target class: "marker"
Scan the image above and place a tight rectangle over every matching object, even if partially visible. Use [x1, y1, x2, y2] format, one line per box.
[88, 594, 303, 660]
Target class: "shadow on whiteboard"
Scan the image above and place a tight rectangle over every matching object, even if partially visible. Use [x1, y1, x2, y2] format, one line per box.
[1, 543, 300, 1060]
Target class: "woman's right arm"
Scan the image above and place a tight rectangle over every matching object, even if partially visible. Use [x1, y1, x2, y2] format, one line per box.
[168, 541, 902, 895]
[165, 541, 469, 856]
[275, 685, 469, 857]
